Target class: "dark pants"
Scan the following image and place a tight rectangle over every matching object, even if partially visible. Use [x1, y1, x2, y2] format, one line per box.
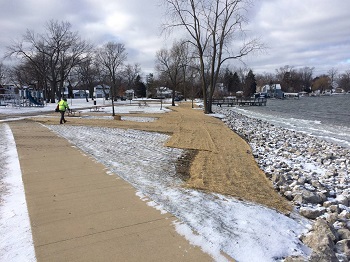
[60, 110, 66, 124]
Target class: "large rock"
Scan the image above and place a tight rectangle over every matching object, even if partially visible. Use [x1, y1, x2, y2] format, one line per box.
[338, 229, 350, 240]
[271, 173, 288, 186]
[328, 205, 340, 213]
[308, 252, 339, 262]
[300, 207, 326, 219]
[301, 218, 338, 261]
[284, 190, 294, 201]
[336, 195, 349, 206]
[335, 239, 350, 261]
[293, 190, 325, 205]
[325, 212, 339, 225]
[338, 210, 350, 220]
[284, 256, 307, 262]
[311, 179, 328, 192]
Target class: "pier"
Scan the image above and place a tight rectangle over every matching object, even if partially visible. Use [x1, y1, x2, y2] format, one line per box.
[212, 97, 267, 107]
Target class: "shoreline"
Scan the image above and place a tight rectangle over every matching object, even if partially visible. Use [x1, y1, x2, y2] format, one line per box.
[215, 107, 350, 261]
[224, 96, 350, 150]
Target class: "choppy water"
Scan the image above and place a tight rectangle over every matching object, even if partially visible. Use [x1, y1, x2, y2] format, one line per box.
[228, 95, 350, 149]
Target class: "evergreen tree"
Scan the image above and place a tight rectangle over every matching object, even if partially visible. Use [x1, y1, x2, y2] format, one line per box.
[146, 73, 155, 98]
[134, 75, 146, 97]
[223, 68, 235, 94]
[232, 72, 241, 93]
[243, 70, 257, 97]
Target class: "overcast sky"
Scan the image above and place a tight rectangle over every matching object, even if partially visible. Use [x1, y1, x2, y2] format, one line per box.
[1, 0, 349, 76]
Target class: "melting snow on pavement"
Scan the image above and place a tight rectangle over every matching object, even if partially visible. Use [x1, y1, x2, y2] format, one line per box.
[44, 124, 311, 262]
[0, 99, 312, 261]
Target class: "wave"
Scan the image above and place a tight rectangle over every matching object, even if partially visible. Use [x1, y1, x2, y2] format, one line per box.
[231, 107, 350, 149]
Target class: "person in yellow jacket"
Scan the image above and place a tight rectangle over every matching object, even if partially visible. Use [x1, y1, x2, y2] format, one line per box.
[58, 97, 69, 124]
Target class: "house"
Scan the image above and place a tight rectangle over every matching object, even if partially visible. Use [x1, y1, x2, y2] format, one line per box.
[1, 84, 16, 94]
[73, 90, 89, 99]
[125, 89, 135, 100]
[260, 84, 281, 93]
[260, 84, 284, 99]
[94, 85, 110, 98]
[333, 88, 345, 94]
[156, 87, 172, 98]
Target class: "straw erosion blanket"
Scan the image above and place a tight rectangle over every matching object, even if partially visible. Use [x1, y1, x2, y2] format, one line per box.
[34, 102, 291, 214]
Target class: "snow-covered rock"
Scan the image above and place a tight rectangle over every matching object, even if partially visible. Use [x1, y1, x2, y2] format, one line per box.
[215, 107, 350, 260]
[301, 218, 338, 262]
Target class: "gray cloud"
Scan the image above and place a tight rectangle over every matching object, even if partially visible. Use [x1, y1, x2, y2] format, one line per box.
[247, 0, 350, 74]
[1, 0, 349, 76]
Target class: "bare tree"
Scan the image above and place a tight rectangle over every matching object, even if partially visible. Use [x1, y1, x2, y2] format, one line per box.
[7, 20, 92, 102]
[327, 67, 338, 89]
[176, 41, 195, 101]
[236, 67, 249, 86]
[337, 70, 350, 92]
[0, 61, 9, 85]
[163, 0, 263, 113]
[95, 42, 127, 116]
[156, 40, 189, 106]
[297, 67, 314, 92]
[8, 61, 39, 89]
[255, 72, 275, 88]
[275, 65, 296, 92]
[122, 63, 141, 90]
[76, 57, 99, 101]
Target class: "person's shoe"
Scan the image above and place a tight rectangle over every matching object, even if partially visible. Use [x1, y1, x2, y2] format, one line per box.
[64, 120, 67, 123]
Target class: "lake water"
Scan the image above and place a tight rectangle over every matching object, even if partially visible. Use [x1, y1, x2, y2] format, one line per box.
[228, 95, 350, 149]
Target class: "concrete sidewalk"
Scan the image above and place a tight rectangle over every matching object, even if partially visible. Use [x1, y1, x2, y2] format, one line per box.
[9, 120, 212, 262]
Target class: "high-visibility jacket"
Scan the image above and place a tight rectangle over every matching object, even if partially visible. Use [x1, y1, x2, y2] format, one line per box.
[58, 99, 69, 111]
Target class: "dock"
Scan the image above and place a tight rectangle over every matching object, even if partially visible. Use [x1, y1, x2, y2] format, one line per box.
[212, 97, 267, 107]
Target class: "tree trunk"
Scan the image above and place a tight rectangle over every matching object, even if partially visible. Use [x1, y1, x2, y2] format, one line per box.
[172, 89, 176, 106]
[202, 82, 209, 114]
[50, 80, 56, 103]
[111, 97, 115, 116]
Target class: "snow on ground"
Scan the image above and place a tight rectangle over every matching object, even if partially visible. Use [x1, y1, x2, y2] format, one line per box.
[80, 115, 157, 122]
[44, 124, 311, 261]
[0, 98, 171, 117]
[0, 124, 36, 261]
[0, 99, 312, 262]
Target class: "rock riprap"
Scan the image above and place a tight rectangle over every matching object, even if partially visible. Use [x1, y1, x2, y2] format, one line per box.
[215, 108, 350, 261]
